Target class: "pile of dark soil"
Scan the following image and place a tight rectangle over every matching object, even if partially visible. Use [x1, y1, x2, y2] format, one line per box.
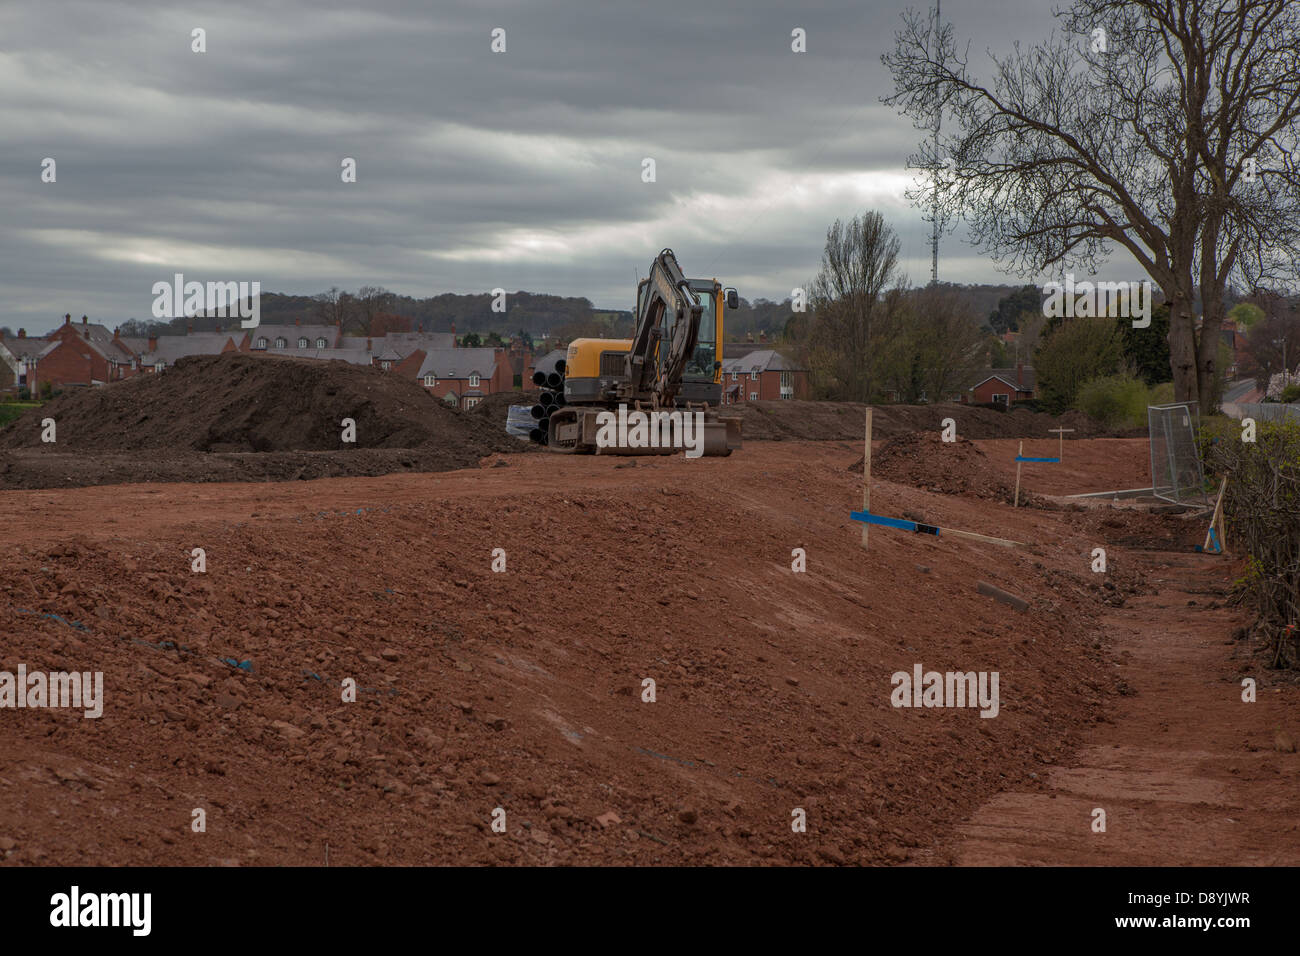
[854, 432, 1022, 504]
[0, 354, 513, 458]
[0, 354, 526, 488]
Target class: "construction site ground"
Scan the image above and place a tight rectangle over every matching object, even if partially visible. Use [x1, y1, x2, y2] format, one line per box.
[3, 437, 1297, 865]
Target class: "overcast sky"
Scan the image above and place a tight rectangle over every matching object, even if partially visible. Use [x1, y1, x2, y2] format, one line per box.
[2, 0, 1091, 334]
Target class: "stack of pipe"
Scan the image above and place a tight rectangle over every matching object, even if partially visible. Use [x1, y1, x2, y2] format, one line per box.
[529, 358, 566, 444]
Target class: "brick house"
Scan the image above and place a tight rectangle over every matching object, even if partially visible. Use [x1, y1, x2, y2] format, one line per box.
[719, 349, 808, 404]
[405, 348, 511, 408]
[29, 314, 140, 393]
[963, 365, 1037, 405]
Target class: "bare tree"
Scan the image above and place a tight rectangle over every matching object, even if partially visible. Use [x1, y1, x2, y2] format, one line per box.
[313, 287, 355, 328]
[357, 286, 396, 334]
[806, 212, 903, 401]
[884, 0, 1300, 413]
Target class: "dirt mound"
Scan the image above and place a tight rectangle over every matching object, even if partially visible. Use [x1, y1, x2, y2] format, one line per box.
[737, 400, 1109, 442]
[0, 353, 517, 467]
[855, 432, 1022, 504]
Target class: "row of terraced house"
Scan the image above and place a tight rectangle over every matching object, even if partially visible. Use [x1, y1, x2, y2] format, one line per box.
[0, 314, 524, 409]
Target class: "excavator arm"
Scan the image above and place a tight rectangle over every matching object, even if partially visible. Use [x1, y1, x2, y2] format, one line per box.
[623, 248, 702, 407]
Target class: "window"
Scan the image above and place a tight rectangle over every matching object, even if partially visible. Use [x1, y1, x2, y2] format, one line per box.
[381, 360, 392, 371]
[468, 373, 480, 387]
[298, 337, 308, 348]
[156, 361, 166, 371]
[424, 374, 436, 387]
[749, 371, 758, 381]
[465, 397, 480, 409]
[256, 337, 267, 349]
[274, 337, 287, 349]
[315, 337, 327, 348]
[730, 372, 738, 382]
[749, 391, 758, 401]
[991, 393, 1009, 406]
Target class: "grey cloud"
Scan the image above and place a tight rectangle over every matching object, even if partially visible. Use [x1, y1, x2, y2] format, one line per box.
[1, 0, 1071, 332]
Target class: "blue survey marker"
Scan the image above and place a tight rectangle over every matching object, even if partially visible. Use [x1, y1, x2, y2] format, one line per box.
[850, 511, 941, 536]
[1015, 455, 1060, 462]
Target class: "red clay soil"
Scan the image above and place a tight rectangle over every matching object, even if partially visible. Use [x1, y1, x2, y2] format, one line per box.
[1, 440, 1294, 866]
[978, 437, 1153, 497]
[953, 548, 1300, 865]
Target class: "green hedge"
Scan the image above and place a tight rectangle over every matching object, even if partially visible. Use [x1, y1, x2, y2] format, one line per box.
[1074, 374, 1150, 429]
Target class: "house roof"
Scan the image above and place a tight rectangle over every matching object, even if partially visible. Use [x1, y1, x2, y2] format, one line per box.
[967, 366, 1037, 392]
[531, 348, 567, 374]
[0, 336, 43, 361]
[720, 349, 801, 374]
[415, 347, 498, 380]
[251, 324, 340, 348]
[139, 332, 238, 365]
[260, 346, 375, 365]
[380, 331, 456, 354]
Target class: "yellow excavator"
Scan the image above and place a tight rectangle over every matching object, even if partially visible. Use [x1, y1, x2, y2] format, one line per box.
[529, 249, 743, 456]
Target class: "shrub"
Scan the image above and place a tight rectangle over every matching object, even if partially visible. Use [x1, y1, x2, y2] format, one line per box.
[1281, 384, 1300, 404]
[1074, 374, 1150, 429]
[1204, 417, 1300, 667]
[1149, 381, 1175, 405]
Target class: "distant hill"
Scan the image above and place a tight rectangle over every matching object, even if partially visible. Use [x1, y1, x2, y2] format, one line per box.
[119, 290, 606, 339]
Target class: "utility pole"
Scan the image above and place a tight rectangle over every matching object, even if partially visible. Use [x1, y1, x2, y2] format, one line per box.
[930, 0, 941, 286]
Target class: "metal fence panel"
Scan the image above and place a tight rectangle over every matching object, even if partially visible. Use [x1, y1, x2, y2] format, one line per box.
[1148, 402, 1209, 506]
[1238, 403, 1300, 422]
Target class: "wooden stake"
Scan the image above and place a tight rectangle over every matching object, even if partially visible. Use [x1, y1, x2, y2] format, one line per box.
[1014, 440, 1023, 508]
[1049, 427, 1074, 460]
[862, 407, 872, 550]
[946, 527, 1022, 548]
[1203, 476, 1228, 553]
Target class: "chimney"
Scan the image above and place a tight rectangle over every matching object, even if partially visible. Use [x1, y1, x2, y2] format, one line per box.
[366, 337, 372, 351]
[148, 334, 158, 352]
[17, 328, 25, 339]
[1016, 363, 1024, 387]
[64, 313, 71, 325]
[450, 321, 456, 336]
[295, 317, 301, 326]
[81, 314, 88, 325]
[113, 327, 120, 339]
